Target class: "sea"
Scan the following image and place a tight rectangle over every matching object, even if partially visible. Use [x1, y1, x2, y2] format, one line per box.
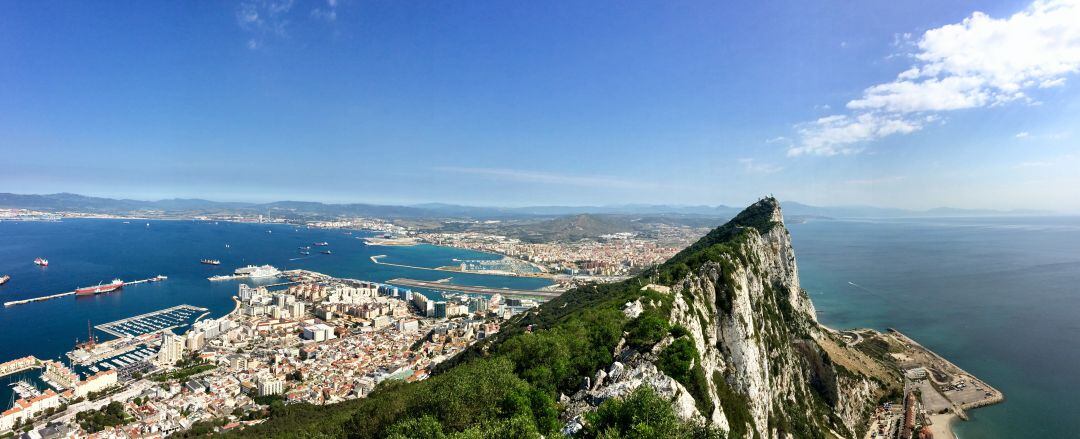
[789, 216, 1080, 439]
[1, 216, 1077, 438]
[0, 219, 550, 407]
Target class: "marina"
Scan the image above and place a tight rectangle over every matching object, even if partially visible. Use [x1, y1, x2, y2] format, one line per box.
[94, 304, 208, 338]
[2, 275, 168, 307]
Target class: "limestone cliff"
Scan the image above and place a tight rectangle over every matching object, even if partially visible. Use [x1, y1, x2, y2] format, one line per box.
[571, 198, 893, 439]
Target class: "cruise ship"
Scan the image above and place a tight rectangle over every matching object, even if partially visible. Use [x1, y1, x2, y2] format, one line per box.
[234, 265, 281, 279]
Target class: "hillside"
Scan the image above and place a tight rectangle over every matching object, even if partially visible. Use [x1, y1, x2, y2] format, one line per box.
[218, 199, 901, 437]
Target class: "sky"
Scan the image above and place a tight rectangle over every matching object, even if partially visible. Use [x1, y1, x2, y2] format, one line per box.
[2, 0, 1079, 210]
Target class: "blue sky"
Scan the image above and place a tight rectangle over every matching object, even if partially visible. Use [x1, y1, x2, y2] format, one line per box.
[2, 1, 1078, 210]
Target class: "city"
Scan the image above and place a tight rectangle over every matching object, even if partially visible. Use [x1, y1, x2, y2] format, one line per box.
[1, 268, 540, 437]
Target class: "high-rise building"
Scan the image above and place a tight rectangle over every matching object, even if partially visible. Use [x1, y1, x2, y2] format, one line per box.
[156, 330, 186, 366]
[256, 374, 285, 396]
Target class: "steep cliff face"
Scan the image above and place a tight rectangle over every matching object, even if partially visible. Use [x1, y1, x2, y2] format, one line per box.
[578, 198, 888, 439]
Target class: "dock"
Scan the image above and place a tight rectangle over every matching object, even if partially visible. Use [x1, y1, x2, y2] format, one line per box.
[95, 304, 208, 338]
[386, 278, 563, 299]
[3, 275, 167, 307]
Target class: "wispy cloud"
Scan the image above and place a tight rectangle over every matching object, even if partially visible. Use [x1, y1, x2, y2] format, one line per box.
[311, 0, 338, 22]
[790, 0, 1080, 156]
[845, 176, 908, 185]
[237, 0, 340, 48]
[789, 114, 923, 157]
[236, 0, 295, 49]
[738, 158, 784, 174]
[1016, 153, 1076, 168]
[433, 166, 662, 190]
[1015, 131, 1031, 139]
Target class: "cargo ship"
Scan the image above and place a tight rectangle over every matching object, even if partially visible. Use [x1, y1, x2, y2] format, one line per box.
[200, 259, 221, 265]
[76, 279, 124, 296]
[34, 257, 49, 266]
[0, 275, 9, 285]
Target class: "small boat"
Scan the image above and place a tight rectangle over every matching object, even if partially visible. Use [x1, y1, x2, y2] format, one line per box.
[313, 241, 329, 246]
[34, 257, 48, 267]
[0, 275, 9, 285]
[320, 250, 332, 255]
[225, 244, 230, 248]
[201, 259, 221, 265]
[299, 251, 311, 255]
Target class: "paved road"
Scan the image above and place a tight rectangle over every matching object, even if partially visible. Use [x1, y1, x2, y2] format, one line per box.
[46, 379, 156, 425]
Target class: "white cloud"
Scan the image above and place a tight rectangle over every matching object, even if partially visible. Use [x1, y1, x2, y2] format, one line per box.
[791, 0, 1080, 156]
[433, 167, 661, 190]
[738, 158, 784, 174]
[789, 113, 922, 156]
[1016, 131, 1031, 138]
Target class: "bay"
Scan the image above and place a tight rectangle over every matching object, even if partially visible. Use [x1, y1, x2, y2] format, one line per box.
[0, 219, 550, 406]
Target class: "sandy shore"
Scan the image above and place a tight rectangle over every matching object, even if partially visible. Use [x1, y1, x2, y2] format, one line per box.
[929, 413, 957, 439]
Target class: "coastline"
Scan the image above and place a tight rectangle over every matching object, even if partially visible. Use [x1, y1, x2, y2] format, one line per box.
[370, 254, 554, 279]
[929, 413, 958, 439]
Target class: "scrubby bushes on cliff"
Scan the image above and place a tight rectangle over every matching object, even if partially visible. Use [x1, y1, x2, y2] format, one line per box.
[658, 335, 713, 415]
[581, 386, 725, 439]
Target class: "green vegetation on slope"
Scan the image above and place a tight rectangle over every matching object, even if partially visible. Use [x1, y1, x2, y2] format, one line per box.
[582, 386, 724, 439]
[75, 401, 131, 433]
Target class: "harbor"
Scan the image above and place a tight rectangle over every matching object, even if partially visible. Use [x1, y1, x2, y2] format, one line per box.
[2, 275, 167, 308]
[386, 277, 563, 299]
[94, 304, 208, 338]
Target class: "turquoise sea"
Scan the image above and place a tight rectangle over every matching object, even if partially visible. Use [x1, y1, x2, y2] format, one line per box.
[0, 219, 551, 406]
[790, 216, 1080, 438]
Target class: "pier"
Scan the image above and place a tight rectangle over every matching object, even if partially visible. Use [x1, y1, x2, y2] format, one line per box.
[386, 278, 563, 299]
[3, 275, 167, 307]
[95, 304, 208, 338]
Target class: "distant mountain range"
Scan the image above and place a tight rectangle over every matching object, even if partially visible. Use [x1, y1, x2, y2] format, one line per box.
[0, 192, 1053, 220]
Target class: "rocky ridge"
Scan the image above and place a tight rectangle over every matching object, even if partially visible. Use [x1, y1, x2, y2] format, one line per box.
[567, 198, 893, 438]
